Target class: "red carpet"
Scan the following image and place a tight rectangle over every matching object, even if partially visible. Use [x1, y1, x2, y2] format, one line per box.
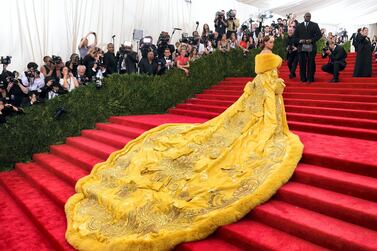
[1, 53, 377, 250]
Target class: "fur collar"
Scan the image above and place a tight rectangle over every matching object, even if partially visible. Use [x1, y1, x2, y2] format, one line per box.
[255, 53, 282, 74]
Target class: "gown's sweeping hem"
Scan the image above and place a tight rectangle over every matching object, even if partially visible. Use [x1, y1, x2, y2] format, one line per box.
[65, 132, 303, 251]
[65, 53, 304, 251]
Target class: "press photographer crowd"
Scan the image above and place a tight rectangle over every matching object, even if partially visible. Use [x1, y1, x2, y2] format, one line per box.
[0, 9, 375, 123]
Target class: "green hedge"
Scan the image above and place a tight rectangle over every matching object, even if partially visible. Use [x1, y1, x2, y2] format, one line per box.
[1, 48, 272, 170]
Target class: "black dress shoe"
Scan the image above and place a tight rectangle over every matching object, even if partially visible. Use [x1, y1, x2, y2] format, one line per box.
[330, 78, 339, 83]
[300, 79, 307, 83]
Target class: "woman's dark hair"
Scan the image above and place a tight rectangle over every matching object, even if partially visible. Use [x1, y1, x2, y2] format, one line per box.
[202, 24, 210, 37]
[242, 34, 248, 41]
[260, 36, 272, 49]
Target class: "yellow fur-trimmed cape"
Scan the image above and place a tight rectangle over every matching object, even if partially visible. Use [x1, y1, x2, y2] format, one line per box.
[255, 53, 282, 74]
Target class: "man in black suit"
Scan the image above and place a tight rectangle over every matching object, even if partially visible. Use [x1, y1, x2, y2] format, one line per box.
[103, 43, 117, 74]
[321, 41, 347, 82]
[157, 48, 174, 75]
[293, 12, 322, 83]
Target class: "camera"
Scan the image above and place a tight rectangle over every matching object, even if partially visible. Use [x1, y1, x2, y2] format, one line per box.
[0, 56, 12, 65]
[179, 33, 197, 45]
[322, 47, 330, 58]
[227, 9, 236, 20]
[50, 77, 60, 86]
[50, 55, 62, 65]
[287, 45, 295, 53]
[139, 36, 156, 57]
[25, 69, 40, 78]
[216, 11, 225, 20]
[118, 43, 133, 56]
[271, 21, 279, 29]
[95, 77, 103, 89]
[96, 56, 105, 68]
[158, 32, 170, 45]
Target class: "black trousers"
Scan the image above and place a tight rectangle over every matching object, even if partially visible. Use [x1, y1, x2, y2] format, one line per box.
[287, 52, 299, 76]
[322, 61, 346, 80]
[299, 50, 317, 81]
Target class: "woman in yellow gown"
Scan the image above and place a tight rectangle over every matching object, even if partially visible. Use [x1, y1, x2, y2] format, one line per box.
[65, 36, 304, 250]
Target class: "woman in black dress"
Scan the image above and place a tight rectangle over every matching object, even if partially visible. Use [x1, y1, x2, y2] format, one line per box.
[353, 27, 372, 77]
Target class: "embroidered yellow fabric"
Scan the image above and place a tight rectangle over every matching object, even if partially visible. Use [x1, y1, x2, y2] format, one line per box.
[65, 53, 304, 251]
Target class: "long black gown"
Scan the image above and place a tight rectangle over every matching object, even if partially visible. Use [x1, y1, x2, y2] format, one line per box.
[353, 35, 372, 77]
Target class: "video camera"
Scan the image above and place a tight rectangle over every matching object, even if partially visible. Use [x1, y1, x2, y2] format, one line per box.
[0, 56, 12, 65]
[179, 33, 196, 45]
[139, 36, 156, 57]
[118, 41, 133, 56]
[50, 55, 62, 65]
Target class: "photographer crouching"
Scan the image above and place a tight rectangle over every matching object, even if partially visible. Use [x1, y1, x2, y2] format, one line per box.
[21, 62, 45, 103]
[321, 40, 347, 83]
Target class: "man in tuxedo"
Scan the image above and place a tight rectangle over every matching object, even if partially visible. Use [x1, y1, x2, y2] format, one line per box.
[293, 12, 322, 83]
[322, 41, 347, 82]
[157, 48, 174, 75]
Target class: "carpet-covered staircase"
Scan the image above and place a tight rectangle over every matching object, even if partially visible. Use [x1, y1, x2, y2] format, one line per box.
[1, 53, 377, 250]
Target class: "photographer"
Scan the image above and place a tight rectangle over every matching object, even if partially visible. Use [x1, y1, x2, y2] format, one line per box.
[286, 26, 299, 79]
[78, 31, 97, 59]
[138, 50, 158, 75]
[210, 32, 219, 49]
[0, 98, 23, 124]
[21, 62, 45, 94]
[60, 66, 79, 91]
[294, 12, 322, 83]
[7, 71, 28, 107]
[65, 53, 80, 77]
[83, 47, 101, 79]
[40, 55, 64, 79]
[214, 10, 227, 38]
[103, 43, 117, 74]
[91, 53, 107, 87]
[157, 31, 175, 59]
[0, 57, 13, 84]
[76, 65, 90, 85]
[157, 48, 174, 75]
[41, 77, 67, 100]
[139, 36, 157, 59]
[226, 9, 240, 39]
[321, 40, 347, 82]
[116, 42, 138, 74]
[191, 31, 201, 47]
[353, 27, 372, 77]
[372, 35, 377, 62]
